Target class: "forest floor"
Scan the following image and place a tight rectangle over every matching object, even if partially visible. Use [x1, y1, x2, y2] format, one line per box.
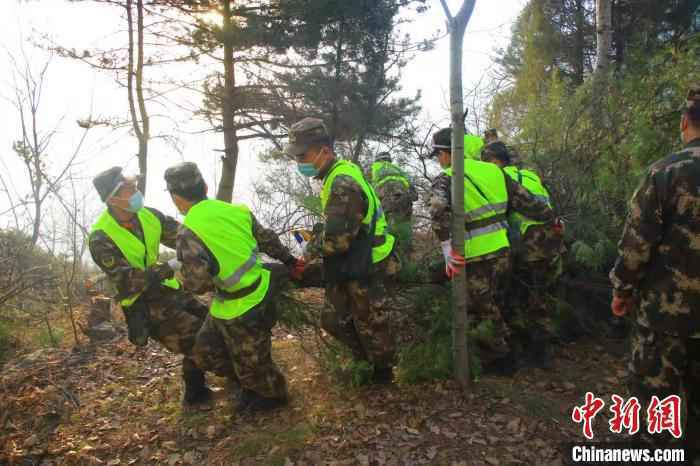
[0, 292, 635, 466]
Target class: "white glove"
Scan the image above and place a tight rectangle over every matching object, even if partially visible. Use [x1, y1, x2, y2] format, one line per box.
[441, 240, 452, 263]
[441, 239, 465, 278]
[167, 258, 182, 272]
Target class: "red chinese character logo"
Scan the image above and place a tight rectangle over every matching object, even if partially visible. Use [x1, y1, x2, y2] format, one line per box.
[572, 392, 606, 439]
[647, 395, 682, 438]
[609, 394, 641, 435]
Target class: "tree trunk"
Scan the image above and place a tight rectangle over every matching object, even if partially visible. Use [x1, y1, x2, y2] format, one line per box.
[441, 0, 477, 389]
[573, 0, 585, 85]
[216, 0, 239, 202]
[329, 18, 344, 147]
[126, 0, 149, 194]
[135, 0, 149, 195]
[596, 0, 612, 73]
[44, 314, 57, 347]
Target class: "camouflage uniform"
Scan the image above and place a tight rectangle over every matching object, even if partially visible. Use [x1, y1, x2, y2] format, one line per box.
[89, 206, 234, 384]
[513, 224, 564, 326]
[168, 165, 294, 402]
[305, 165, 401, 369]
[375, 180, 417, 257]
[429, 169, 554, 367]
[610, 136, 700, 447]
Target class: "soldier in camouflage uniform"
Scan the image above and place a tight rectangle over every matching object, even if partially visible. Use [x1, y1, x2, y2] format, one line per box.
[286, 118, 401, 384]
[610, 86, 700, 449]
[428, 128, 554, 375]
[481, 142, 565, 369]
[89, 167, 233, 407]
[369, 152, 418, 256]
[165, 162, 303, 414]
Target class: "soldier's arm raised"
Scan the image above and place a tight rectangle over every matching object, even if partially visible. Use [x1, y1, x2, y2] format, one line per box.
[505, 174, 554, 223]
[88, 231, 149, 300]
[176, 229, 216, 294]
[322, 175, 366, 256]
[146, 207, 181, 250]
[609, 171, 663, 297]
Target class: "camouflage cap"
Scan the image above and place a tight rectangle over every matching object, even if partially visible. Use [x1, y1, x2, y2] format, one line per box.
[429, 127, 452, 158]
[481, 141, 511, 164]
[376, 151, 392, 162]
[164, 162, 204, 193]
[93, 166, 125, 202]
[284, 117, 331, 158]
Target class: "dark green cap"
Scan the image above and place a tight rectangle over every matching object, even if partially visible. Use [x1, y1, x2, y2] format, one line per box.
[429, 127, 452, 158]
[93, 166, 125, 202]
[164, 162, 204, 193]
[376, 152, 392, 162]
[284, 117, 331, 157]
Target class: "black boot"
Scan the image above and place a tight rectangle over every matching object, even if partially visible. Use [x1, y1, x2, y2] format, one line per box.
[182, 360, 212, 406]
[235, 389, 287, 415]
[371, 366, 394, 385]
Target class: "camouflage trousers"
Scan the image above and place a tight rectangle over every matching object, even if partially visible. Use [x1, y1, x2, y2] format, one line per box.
[191, 286, 288, 400]
[466, 254, 512, 365]
[136, 287, 233, 381]
[322, 250, 401, 369]
[508, 256, 560, 344]
[627, 324, 700, 447]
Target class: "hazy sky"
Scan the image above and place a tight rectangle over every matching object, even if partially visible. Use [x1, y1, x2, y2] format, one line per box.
[0, 0, 526, 229]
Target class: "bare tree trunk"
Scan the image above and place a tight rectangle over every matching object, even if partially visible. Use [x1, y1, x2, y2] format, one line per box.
[136, 0, 149, 194]
[440, 0, 476, 389]
[329, 18, 345, 147]
[573, 0, 585, 85]
[596, 0, 612, 74]
[43, 314, 57, 347]
[216, 0, 239, 202]
[126, 0, 150, 194]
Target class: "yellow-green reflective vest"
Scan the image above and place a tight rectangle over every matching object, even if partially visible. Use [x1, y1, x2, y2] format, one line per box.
[183, 199, 270, 320]
[445, 159, 510, 259]
[464, 134, 484, 160]
[503, 166, 551, 235]
[320, 160, 395, 264]
[90, 208, 180, 308]
[370, 161, 410, 189]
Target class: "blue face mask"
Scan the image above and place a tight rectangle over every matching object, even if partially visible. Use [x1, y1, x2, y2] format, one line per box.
[125, 191, 144, 212]
[297, 163, 319, 177]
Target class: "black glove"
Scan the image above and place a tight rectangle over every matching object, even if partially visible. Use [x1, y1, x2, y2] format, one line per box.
[123, 300, 150, 347]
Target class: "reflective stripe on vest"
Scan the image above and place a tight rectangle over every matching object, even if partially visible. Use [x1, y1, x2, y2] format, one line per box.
[504, 166, 551, 235]
[445, 159, 510, 259]
[90, 208, 180, 308]
[183, 199, 269, 320]
[321, 160, 395, 264]
[370, 161, 410, 189]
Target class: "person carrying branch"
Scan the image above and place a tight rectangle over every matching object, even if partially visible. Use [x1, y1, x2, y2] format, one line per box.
[427, 128, 554, 375]
[285, 117, 401, 384]
[89, 167, 233, 408]
[164, 162, 304, 414]
[481, 141, 565, 369]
